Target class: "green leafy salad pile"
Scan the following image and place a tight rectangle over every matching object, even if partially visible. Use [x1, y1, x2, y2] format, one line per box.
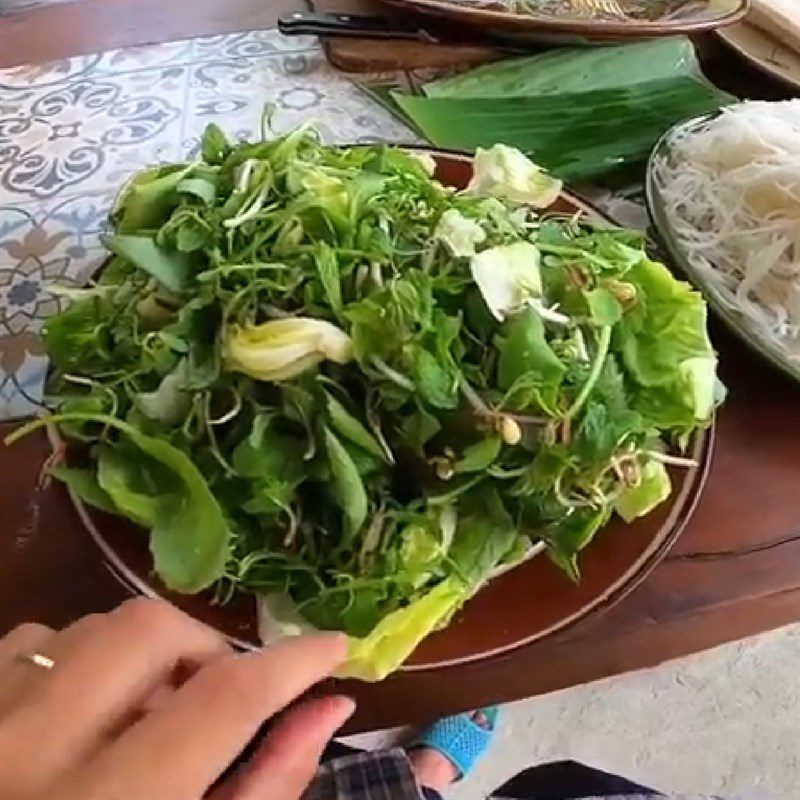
[11, 121, 721, 680]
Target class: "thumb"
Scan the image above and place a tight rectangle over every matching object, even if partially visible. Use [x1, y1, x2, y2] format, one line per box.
[211, 694, 356, 800]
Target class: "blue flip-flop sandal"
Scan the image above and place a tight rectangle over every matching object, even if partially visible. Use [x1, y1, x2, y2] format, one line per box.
[414, 706, 499, 780]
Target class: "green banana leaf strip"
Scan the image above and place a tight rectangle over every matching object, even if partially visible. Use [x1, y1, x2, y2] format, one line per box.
[423, 38, 708, 98]
[390, 79, 733, 181]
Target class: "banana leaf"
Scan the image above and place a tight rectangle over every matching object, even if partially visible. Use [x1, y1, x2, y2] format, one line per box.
[422, 37, 708, 98]
[379, 38, 733, 182]
[389, 81, 732, 182]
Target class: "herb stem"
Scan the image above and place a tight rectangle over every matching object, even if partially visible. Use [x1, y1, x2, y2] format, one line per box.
[207, 388, 243, 426]
[563, 325, 612, 422]
[62, 374, 120, 418]
[537, 243, 614, 272]
[197, 262, 289, 281]
[5, 412, 128, 446]
[370, 356, 415, 391]
[224, 178, 272, 229]
[646, 450, 699, 468]
[458, 376, 492, 418]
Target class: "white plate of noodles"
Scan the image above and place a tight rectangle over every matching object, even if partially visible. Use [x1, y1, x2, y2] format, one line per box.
[646, 101, 800, 383]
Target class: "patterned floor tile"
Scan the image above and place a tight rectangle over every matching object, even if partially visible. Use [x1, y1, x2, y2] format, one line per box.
[0, 64, 188, 204]
[190, 29, 319, 62]
[0, 336, 47, 419]
[92, 38, 198, 77]
[0, 54, 106, 91]
[181, 49, 416, 156]
[0, 31, 319, 88]
[0, 189, 112, 419]
[0, 189, 112, 331]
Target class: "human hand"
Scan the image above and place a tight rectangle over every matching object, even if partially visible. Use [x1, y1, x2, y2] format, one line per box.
[0, 598, 353, 800]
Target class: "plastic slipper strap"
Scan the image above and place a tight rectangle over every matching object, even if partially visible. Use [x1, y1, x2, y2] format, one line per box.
[415, 714, 494, 779]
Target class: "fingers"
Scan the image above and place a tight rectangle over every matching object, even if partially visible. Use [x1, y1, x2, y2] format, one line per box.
[0, 622, 55, 666]
[1, 599, 229, 794]
[210, 695, 356, 800]
[79, 633, 348, 799]
[0, 622, 55, 714]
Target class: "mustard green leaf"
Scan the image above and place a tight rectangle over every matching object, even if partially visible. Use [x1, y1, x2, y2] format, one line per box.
[325, 393, 387, 462]
[115, 163, 195, 233]
[103, 234, 195, 293]
[324, 426, 368, 543]
[49, 465, 118, 515]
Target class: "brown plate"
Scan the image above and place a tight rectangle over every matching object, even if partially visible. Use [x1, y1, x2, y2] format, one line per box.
[717, 22, 800, 91]
[58, 150, 714, 671]
[380, 0, 749, 40]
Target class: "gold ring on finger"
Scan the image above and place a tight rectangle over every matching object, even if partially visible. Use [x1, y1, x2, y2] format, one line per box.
[19, 652, 55, 670]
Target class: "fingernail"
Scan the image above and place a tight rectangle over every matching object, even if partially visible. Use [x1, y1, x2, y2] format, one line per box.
[330, 694, 357, 728]
[334, 694, 357, 715]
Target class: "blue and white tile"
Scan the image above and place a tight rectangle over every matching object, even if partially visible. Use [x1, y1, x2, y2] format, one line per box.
[190, 29, 318, 62]
[0, 65, 188, 204]
[182, 49, 415, 156]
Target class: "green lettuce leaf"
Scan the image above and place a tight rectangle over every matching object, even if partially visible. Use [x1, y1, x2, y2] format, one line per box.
[615, 459, 672, 523]
[313, 242, 343, 314]
[544, 507, 608, 581]
[97, 434, 230, 592]
[259, 575, 469, 682]
[454, 435, 502, 474]
[257, 591, 318, 645]
[200, 122, 231, 165]
[585, 287, 622, 326]
[632, 356, 720, 429]
[325, 392, 387, 462]
[449, 486, 517, 585]
[232, 415, 305, 518]
[300, 584, 390, 638]
[411, 348, 459, 410]
[337, 576, 468, 682]
[616, 259, 719, 428]
[42, 297, 113, 373]
[617, 259, 713, 385]
[399, 524, 444, 586]
[177, 177, 217, 206]
[135, 360, 191, 425]
[496, 307, 566, 390]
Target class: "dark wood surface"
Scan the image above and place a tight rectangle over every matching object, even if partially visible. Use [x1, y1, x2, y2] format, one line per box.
[1, 0, 799, 734]
[0, 0, 304, 68]
[313, 0, 501, 72]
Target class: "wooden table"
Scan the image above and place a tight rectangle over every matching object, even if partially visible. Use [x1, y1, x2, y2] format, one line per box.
[1, 0, 799, 734]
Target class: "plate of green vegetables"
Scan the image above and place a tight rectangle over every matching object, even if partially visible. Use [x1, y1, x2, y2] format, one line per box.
[9, 120, 720, 680]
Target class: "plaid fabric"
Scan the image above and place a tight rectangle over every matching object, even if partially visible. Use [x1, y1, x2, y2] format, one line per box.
[302, 748, 725, 800]
[303, 748, 434, 800]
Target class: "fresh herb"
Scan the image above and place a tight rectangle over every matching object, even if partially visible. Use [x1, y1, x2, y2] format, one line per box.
[8, 121, 721, 680]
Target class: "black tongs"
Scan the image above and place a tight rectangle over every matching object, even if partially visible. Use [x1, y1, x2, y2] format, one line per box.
[279, 11, 445, 43]
[278, 11, 538, 50]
